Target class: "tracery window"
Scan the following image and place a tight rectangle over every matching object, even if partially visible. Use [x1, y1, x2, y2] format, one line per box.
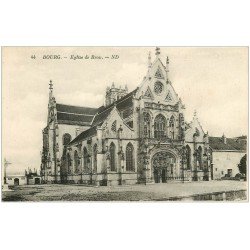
[110, 142, 116, 171]
[111, 121, 117, 132]
[63, 133, 71, 145]
[197, 146, 203, 170]
[154, 81, 164, 95]
[83, 147, 88, 171]
[186, 145, 191, 170]
[74, 150, 80, 173]
[143, 112, 151, 138]
[126, 143, 135, 171]
[67, 153, 72, 173]
[154, 114, 166, 140]
[93, 144, 98, 172]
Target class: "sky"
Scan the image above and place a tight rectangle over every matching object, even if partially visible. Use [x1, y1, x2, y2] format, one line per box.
[2, 47, 248, 174]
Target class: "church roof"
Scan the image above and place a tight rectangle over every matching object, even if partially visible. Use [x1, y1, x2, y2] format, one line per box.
[209, 136, 247, 152]
[69, 126, 97, 145]
[91, 88, 138, 126]
[56, 103, 97, 126]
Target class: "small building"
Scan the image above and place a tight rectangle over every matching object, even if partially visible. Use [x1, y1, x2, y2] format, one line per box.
[25, 169, 42, 185]
[209, 135, 247, 180]
[6, 175, 27, 186]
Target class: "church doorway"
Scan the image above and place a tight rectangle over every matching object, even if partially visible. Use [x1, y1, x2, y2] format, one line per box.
[153, 168, 160, 183]
[162, 168, 166, 183]
[14, 178, 19, 186]
[35, 178, 40, 184]
[152, 151, 176, 183]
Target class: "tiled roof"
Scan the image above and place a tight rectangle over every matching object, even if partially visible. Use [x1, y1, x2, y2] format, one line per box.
[91, 106, 114, 126]
[91, 88, 138, 126]
[56, 104, 97, 115]
[56, 103, 97, 126]
[209, 136, 247, 151]
[69, 126, 97, 145]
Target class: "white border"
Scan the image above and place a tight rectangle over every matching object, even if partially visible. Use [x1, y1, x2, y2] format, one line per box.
[0, 1, 249, 250]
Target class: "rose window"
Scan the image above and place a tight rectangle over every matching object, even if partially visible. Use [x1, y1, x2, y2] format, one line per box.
[154, 82, 163, 95]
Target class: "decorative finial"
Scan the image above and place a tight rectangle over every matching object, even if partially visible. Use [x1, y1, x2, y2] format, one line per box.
[111, 82, 115, 88]
[155, 47, 160, 56]
[49, 80, 53, 91]
[194, 110, 197, 118]
[166, 56, 169, 72]
[148, 52, 152, 68]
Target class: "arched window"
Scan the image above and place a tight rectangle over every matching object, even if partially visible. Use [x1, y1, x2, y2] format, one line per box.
[197, 146, 203, 170]
[186, 145, 191, 170]
[169, 116, 175, 139]
[67, 153, 71, 173]
[83, 147, 88, 171]
[126, 143, 135, 171]
[110, 142, 116, 171]
[74, 150, 79, 173]
[63, 133, 72, 145]
[93, 144, 98, 173]
[154, 114, 166, 140]
[143, 112, 151, 138]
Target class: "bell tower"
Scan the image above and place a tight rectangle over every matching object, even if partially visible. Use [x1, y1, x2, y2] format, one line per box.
[105, 82, 128, 106]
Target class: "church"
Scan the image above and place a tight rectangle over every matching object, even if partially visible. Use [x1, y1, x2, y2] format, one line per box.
[40, 48, 212, 185]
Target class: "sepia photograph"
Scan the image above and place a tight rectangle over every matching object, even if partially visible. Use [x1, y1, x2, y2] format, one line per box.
[1, 46, 248, 201]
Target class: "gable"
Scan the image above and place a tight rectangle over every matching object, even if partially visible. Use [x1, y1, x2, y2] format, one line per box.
[137, 58, 178, 105]
[102, 107, 134, 138]
[144, 86, 154, 99]
[185, 118, 205, 142]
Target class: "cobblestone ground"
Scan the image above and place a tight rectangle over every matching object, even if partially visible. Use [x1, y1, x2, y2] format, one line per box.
[2, 180, 248, 202]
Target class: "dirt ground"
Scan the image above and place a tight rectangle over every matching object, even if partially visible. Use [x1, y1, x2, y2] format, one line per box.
[1, 180, 248, 202]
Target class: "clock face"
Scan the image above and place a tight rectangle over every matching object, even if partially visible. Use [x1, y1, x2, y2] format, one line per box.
[154, 82, 163, 95]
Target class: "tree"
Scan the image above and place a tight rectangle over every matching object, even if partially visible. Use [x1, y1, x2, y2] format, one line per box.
[238, 154, 247, 176]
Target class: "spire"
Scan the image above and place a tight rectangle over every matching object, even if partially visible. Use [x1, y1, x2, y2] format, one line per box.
[155, 47, 160, 57]
[148, 52, 152, 69]
[49, 80, 53, 99]
[166, 56, 169, 72]
[193, 110, 197, 119]
[125, 84, 128, 92]
[111, 82, 115, 88]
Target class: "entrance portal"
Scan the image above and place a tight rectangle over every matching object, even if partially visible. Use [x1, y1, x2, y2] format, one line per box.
[152, 151, 176, 183]
[14, 178, 19, 186]
[35, 178, 40, 184]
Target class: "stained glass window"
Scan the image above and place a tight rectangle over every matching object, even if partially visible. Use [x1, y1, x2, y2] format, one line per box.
[83, 147, 88, 171]
[74, 150, 79, 173]
[154, 82, 163, 95]
[126, 143, 135, 171]
[63, 133, 71, 145]
[186, 145, 191, 170]
[111, 121, 117, 132]
[154, 114, 166, 140]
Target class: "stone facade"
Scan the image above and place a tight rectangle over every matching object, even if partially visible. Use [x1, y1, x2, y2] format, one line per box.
[41, 48, 213, 185]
